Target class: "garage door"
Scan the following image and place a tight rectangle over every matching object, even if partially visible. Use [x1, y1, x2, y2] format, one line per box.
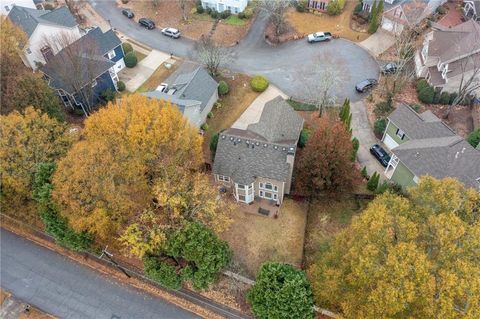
[383, 134, 399, 150]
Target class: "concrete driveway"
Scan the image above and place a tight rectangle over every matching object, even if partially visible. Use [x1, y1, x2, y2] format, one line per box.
[359, 29, 395, 57]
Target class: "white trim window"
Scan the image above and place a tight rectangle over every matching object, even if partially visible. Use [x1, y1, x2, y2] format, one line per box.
[259, 182, 278, 192]
[396, 128, 405, 140]
[107, 50, 116, 59]
[259, 190, 278, 201]
[218, 175, 230, 182]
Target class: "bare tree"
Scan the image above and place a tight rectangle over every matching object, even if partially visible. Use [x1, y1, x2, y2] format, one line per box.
[179, 0, 189, 22]
[258, 0, 290, 36]
[196, 36, 229, 76]
[64, 0, 87, 24]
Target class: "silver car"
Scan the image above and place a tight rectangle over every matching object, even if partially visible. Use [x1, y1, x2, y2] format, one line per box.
[161, 27, 181, 39]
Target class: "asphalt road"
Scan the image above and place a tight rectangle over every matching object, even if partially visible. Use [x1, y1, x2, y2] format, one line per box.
[91, 0, 379, 102]
[0, 229, 200, 319]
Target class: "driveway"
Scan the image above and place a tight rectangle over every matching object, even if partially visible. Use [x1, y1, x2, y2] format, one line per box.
[90, 0, 379, 102]
[359, 29, 395, 57]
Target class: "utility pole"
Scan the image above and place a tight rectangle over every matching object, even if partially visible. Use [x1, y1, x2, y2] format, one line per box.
[100, 246, 131, 278]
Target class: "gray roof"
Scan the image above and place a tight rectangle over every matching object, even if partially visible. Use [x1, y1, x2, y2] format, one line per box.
[142, 90, 200, 113]
[8, 5, 77, 37]
[74, 27, 122, 56]
[213, 97, 304, 184]
[393, 137, 480, 190]
[388, 104, 456, 140]
[143, 62, 218, 113]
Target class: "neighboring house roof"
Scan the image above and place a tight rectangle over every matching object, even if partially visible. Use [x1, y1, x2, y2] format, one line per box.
[213, 97, 304, 185]
[388, 104, 480, 190]
[388, 104, 456, 139]
[8, 5, 77, 37]
[141, 90, 200, 113]
[73, 27, 122, 56]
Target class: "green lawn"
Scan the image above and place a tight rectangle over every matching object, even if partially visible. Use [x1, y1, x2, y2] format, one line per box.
[135, 51, 147, 63]
[287, 99, 318, 111]
[224, 15, 246, 26]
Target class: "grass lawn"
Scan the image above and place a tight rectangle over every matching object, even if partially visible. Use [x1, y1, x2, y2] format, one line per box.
[136, 59, 181, 93]
[224, 15, 246, 26]
[286, 1, 369, 42]
[304, 196, 371, 267]
[287, 99, 318, 111]
[135, 50, 147, 63]
[221, 198, 308, 277]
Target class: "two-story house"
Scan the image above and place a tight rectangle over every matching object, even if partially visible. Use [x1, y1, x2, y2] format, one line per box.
[142, 62, 218, 127]
[464, 0, 480, 22]
[41, 27, 125, 114]
[213, 96, 304, 205]
[414, 19, 480, 97]
[201, 0, 248, 13]
[382, 104, 480, 191]
[1, 0, 35, 15]
[7, 5, 81, 70]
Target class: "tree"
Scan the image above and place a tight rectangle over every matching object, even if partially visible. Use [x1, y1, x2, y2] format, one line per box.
[467, 128, 480, 148]
[210, 132, 220, 160]
[144, 222, 231, 290]
[179, 0, 189, 21]
[0, 107, 75, 219]
[52, 95, 227, 244]
[247, 263, 315, 319]
[258, 0, 290, 36]
[295, 117, 360, 197]
[368, 0, 378, 34]
[351, 137, 359, 161]
[196, 36, 229, 76]
[367, 171, 380, 191]
[309, 177, 480, 319]
[64, 0, 87, 24]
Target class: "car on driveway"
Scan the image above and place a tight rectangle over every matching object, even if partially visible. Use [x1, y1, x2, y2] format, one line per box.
[381, 62, 397, 75]
[122, 9, 134, 19]
[307, 32, 332, 43]
[139, 18, 155, 30]
[370, 144, 391, 167]
[355, 78, 378, 93]
[161, 27, 181, 38]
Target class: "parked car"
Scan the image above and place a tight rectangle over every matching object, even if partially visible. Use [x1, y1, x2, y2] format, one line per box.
[355, 79, 378, 93]
[161, 27, 181, 38]
[306, 32, 332, 43]
[370, 144, 391, 167]
[381, 62, 397, 75]
[139, 18, 155, 30]
[122, 9, 134, 19]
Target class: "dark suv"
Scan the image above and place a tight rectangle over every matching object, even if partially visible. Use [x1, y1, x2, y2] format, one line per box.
[381, 62, 397, 75]
[355, 79, 378, 93]
[370, 144, 391, 167]
[122, 9, 134, 19]
[139, 18, 155, 30]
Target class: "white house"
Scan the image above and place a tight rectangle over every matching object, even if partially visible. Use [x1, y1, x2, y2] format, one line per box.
[1, 0, 35, 15]
[201, 0, 248, 14]
[8, 5, 81, 70]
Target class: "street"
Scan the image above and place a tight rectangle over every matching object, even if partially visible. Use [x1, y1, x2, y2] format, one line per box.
[0, 229, 200, 319]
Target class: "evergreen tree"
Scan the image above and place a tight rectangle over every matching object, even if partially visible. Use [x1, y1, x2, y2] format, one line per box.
[367, 172, 380, 191]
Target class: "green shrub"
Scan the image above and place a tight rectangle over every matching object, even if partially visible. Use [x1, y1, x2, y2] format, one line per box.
[418, 86, 435, 104]
[374, 118, 386, 137]
[218, 80, 229, 95]
[117, 81, 126, 92]
[411, 104, 421, 112]
[250, 75, 269, 92]
[207, 112, 213, 119]
[416, 79, 429, 93]
[238, 11, 246, 19]
[124, 51, 137, 68]
[296, 0, 306, 12]
[367, 172, 380, 191]
[449, 92, 458, 105]
[354, 2, 363, 14]
[101, 88, 116, 102]
[143, 254, 182, 289]
[351, 137, 360, 161]
[220, 9, 231, 19]
[467, 129, 480, 148]
[436, 6, 446, 14]
[439, 92, 450, 105]
[433, 91, 441, 104]
[122, 42, 133, 54]
[201, 123, 209, 131]
[327, 0, 342, 15]
[210, 9, 218, 19]
[244, 7, 253, 19]
[374, 100, 393, 118]
[206, 7, 212, 14]
[375, 181, 403, 195]
[196, 5, 204, 14]
[214, 101, 222, 109]
[361, 166, 369, 180]
[298, 128, 310, 148]
[210, 133, 219, 159]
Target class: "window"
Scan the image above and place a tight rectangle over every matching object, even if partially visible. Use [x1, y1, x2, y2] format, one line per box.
[260, 182, 278, 192]
[107, 50, 116, 59]
[218, 175, 230, 182]
[396, 128, 405, 139]
[238, 195, 246, 201]
[5, 6, 10, 12]
[26, 48, 32, 54]
[237, 184, 245, 189]
[91, 80, 97, 88]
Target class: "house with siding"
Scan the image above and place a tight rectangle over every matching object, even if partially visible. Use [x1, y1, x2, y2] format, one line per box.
[382, 104, 480, 191]
[464, 0, 480, 21]
[142, 62, 218, 127]
[1, 0, 36, 15]
[7, 5, 82, 70]
[200, 0, 248, 13]
[414, 19, 480, 97]
[212, 96, 304, 205]
[41, 27, 124, 113]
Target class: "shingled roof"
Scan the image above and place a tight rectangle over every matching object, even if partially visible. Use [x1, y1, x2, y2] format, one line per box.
[8, 5, 77, 38]
[213, 97, 304, 185]
[73, 27, 122, 56]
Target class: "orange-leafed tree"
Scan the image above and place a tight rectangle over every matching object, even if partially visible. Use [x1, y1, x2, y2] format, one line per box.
[295, 117, 360, 197]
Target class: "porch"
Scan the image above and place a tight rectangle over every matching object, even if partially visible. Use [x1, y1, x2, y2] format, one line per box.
[241, 197, 281, 218]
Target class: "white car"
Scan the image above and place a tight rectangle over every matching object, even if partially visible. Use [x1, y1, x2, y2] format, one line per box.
[307, 32, 332, 43]
[161, 27, 181, 38]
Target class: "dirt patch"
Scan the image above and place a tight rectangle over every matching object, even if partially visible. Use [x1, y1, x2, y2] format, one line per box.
[221, 198, 308, 277]
[286, 2, 370, 43]
[211, 18, 254, 46]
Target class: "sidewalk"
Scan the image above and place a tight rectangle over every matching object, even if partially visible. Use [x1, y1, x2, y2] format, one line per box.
[0, 289, 54, 319]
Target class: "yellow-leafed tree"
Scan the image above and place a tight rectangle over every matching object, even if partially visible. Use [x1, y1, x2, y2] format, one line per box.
[309, 177, 480, 319]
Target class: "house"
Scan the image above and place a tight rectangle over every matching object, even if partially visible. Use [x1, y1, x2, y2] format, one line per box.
[41, 27, 124, 113]
[305, 0, 331, 12]
[212, 96, 304, 205]
[201, 0, 248, 13]
[464, 0, 480, 21]
[414, 19, 480, 96]
[363, 0, 447, 34]
[142, 62, 218, 127]
[382, 104, 480, 191]
[7, 5, 81, 70]
[1, 0, 35, 15]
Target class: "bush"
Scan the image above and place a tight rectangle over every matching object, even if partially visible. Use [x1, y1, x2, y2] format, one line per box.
[296, 0, 306, 12]
[196, 5, 204, 14]
[467, 128, 480, 148]
[351, 137, 360, 161]
[411, 103, 421, 112]
[439, 91, 450, 105]
[220, 9, 231, 19]
[418, 86, 435, 104]
[117, 81, 126, 92]
[416, 79, 429, 93]
[449, 92, 458, 105]
[361, 166, 369, 180]
[250, 75, 269, 92]
[210, 133, 219, 159]
[327, 0, 342, 15]
[298, 128, 310, 148]
[238, 11, 246, 19]
[244, 7, 253, 19]
[201, 123, 209, 131]
[374, 100, 393, 118]
[436, 6, 446, 14]
[354, 2, 363, 14]
[207, 112, 213, 119]
[143, 254, 182, 289]
[375, 181, 403, 195]
[367, 172, 380, 191]
[122, 42, 133, 54]
[374, 118, 387, 137]
[433, 91, 441, 104]
[124, 51, 137, 68]
[101, 88, 116, 102]
[206, 7, 212, 14]
[210, 9, 218, 19]
[44, 3, 55, 10]
[218, 80, 229, 95]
